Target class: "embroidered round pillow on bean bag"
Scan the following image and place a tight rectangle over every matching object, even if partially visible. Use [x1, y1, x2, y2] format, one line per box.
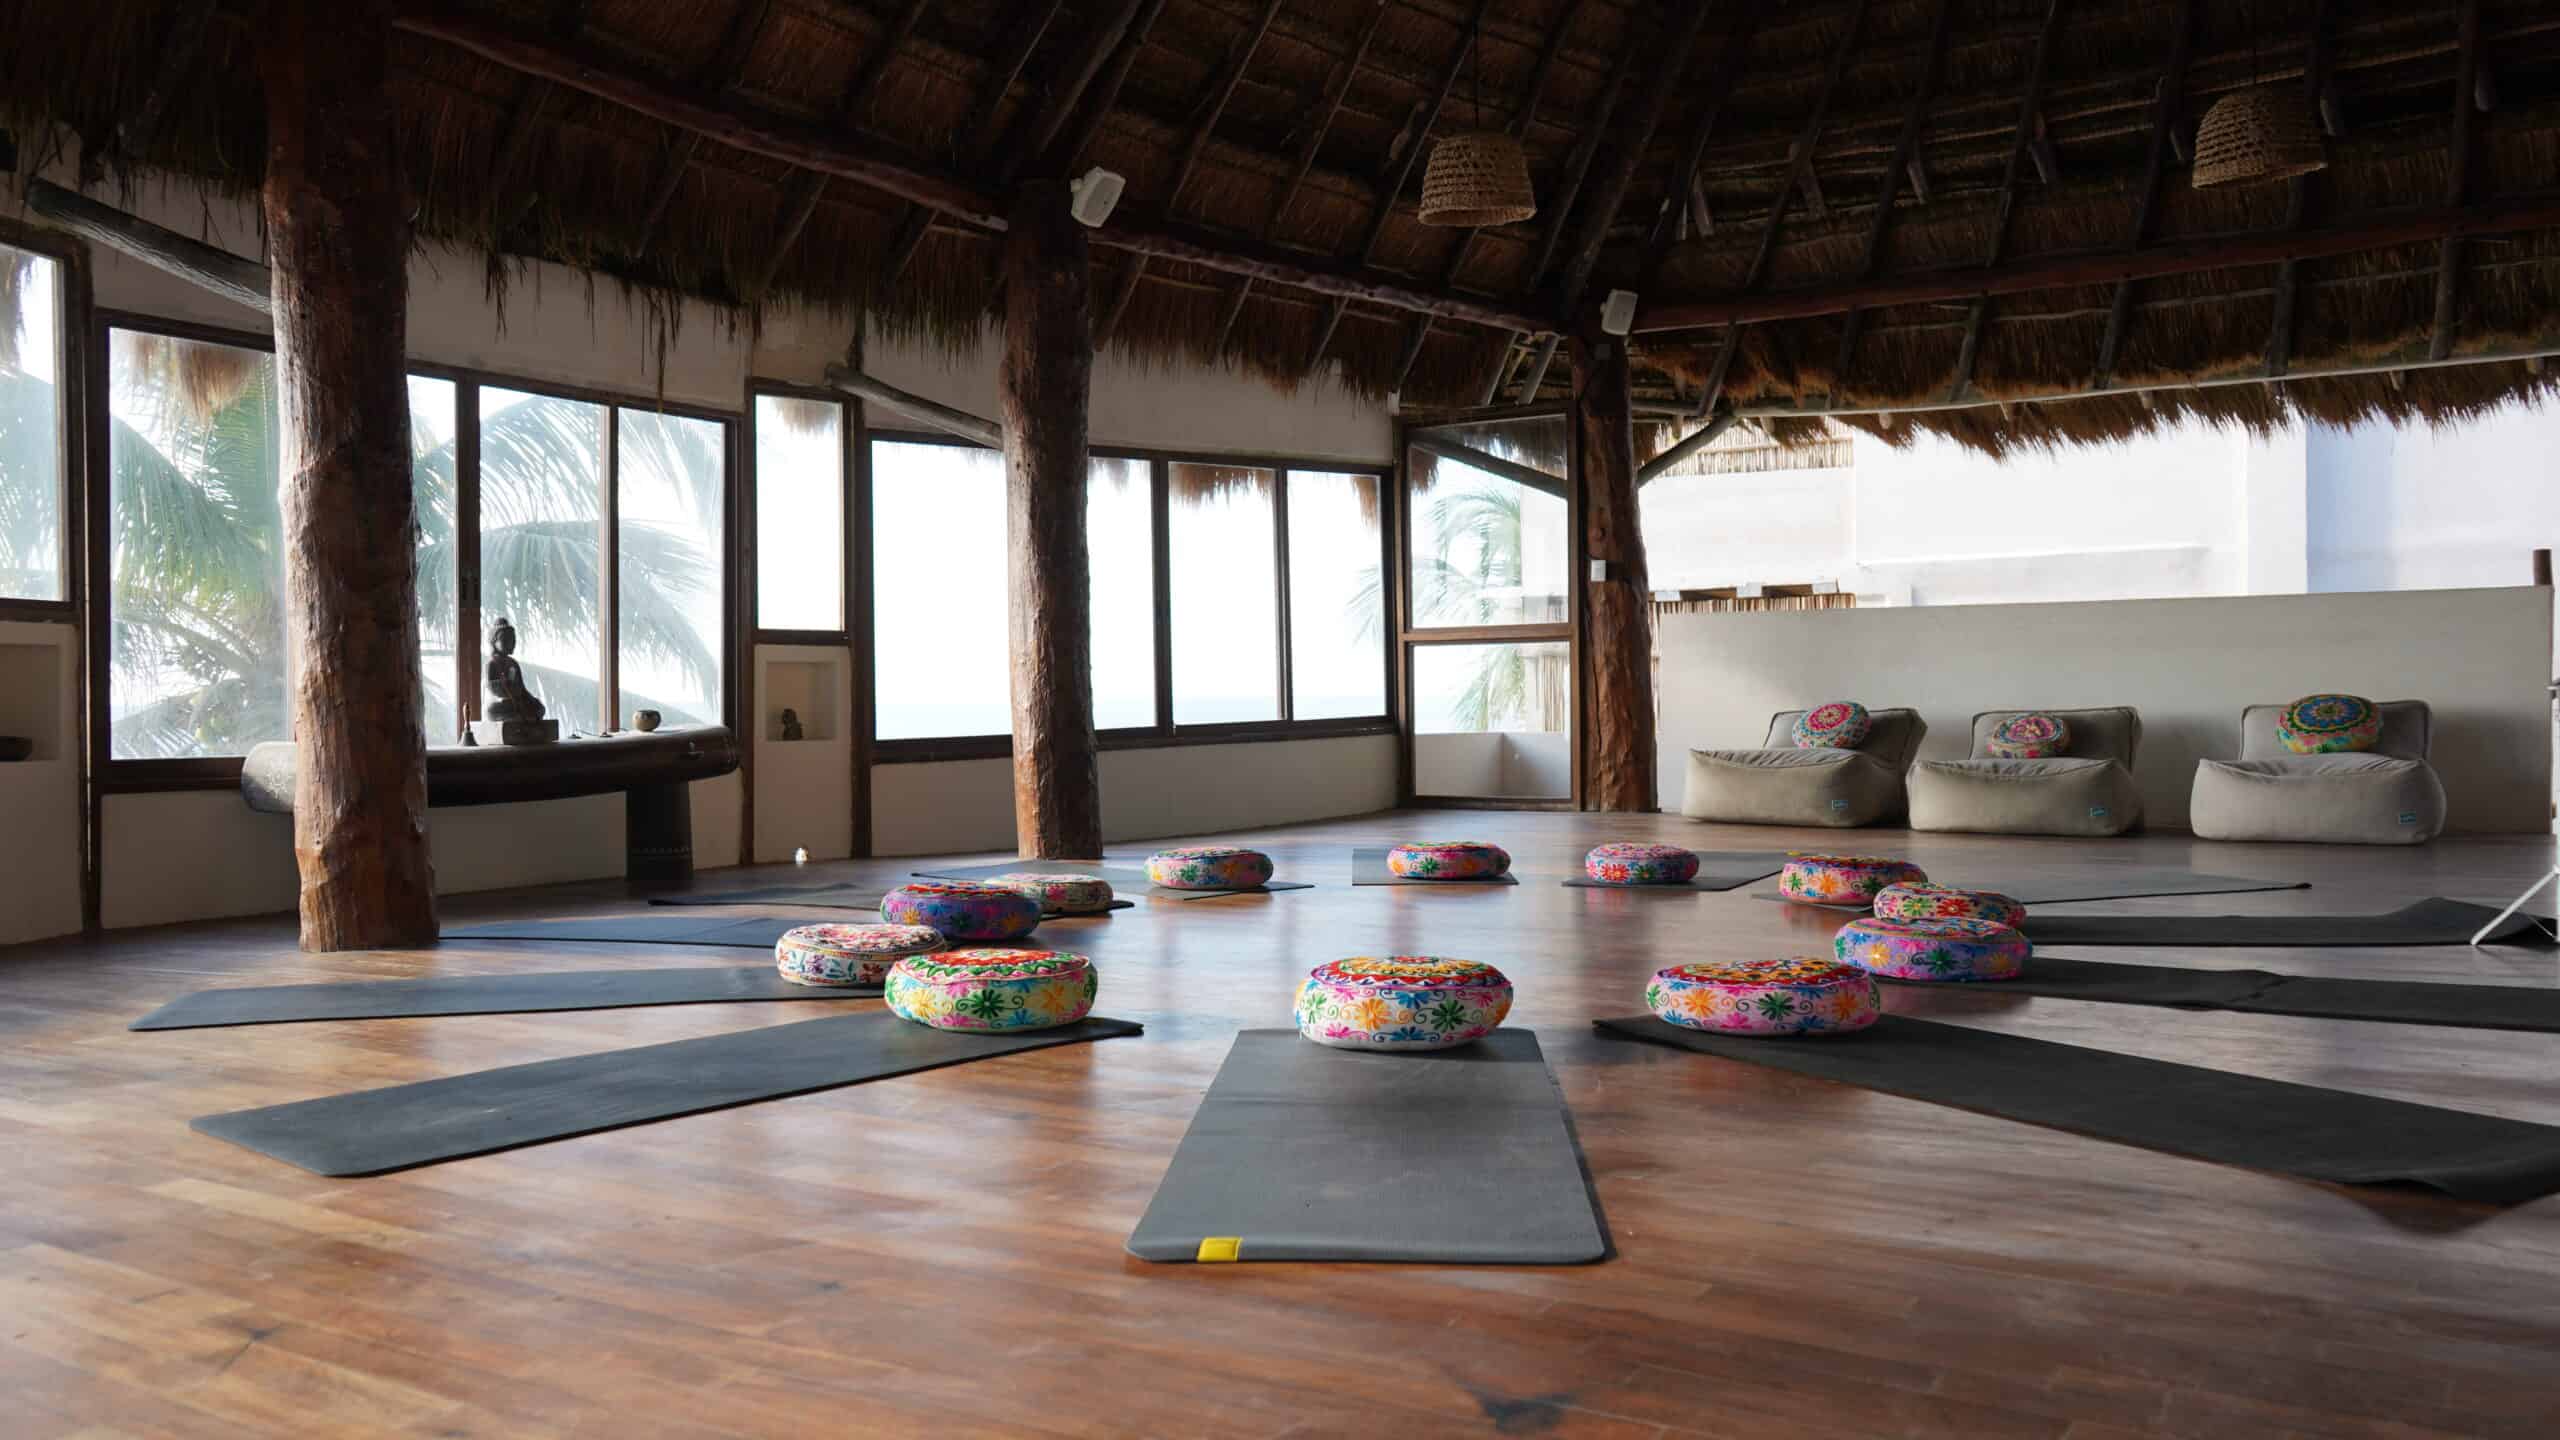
[879, 880, 1043, 942]
[1791, 701, 1873, 749]
[1871, 882, 2027, 929]
[1294, 956, 1513, 1051]
[774, 922, 945, 987]
[2276, 694, 2383, 754]
[1984, 712, 2071, 759]
[988, 871, 1116, 915]
[1385, 841, 1511, 880]
[1144, 845, 1275, 890]
[1583, 842, 1700, 886]
[885, 949, 1097, 1031]
[1834, 915, 2029, 982]
[1777, 854, 1928, 907]
[1643, 958, 1881, 1036]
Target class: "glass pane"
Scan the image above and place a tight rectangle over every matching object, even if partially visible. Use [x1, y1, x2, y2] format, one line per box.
[873, 440, 1009, 739]
[1168, 463, 1278, 724]
[479, 386, 604, 732]
[1411, 641, 1572, 799]
[408, 376, 459, 740]
[106, 331, 286, 758]
[619, 409, 727, 730]
[1407, 416, 1571, 627]
[754, 394, 843, 630]
[1287, 470, 1387, 720]
[1089, 456, 1155, 729]
[0, 245, 63, 601]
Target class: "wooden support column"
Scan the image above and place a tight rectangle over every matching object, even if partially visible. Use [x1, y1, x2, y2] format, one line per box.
[257, 0, 437, 950]
[1570, 319, 1654, 813]
[999, 180, 1101, 859]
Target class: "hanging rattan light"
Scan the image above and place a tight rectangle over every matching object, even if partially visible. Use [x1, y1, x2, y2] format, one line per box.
[2192, 85, 2328, 188]
[1421, 131, 1538, 227]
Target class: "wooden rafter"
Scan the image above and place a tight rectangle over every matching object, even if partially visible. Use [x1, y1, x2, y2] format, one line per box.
[1943, 0, 2063, 402]
[1833, 0, 1954, 395]
[1636, 12, 1760, 291]
[113, 1, 219, 174]
[631, 0, 775, 259]
[1054, 0, 1172, 175]
[484, 1, 589, 234]
[2090, 0, 2196, 390]
[1097, 0, 1287, 346]
[2265, 0, 2338, 378]
[997, 0, 1155, 185]
[873, 0, 1066, 297]
[743, 0, 932, 305]
[2429, 0, 2484, 361]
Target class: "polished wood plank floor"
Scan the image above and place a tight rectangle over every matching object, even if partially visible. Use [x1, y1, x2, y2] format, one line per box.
[7, 812, 2560, 1438]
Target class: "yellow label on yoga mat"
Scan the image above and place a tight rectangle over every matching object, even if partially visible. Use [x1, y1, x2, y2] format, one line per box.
[1195, 1236, 1241, 1262]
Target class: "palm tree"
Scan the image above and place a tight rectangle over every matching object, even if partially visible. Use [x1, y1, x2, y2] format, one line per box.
[1353, 479, 1568, 732]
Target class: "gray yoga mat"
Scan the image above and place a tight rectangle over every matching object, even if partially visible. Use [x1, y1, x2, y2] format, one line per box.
[442, 915, 809, 948]
[650, 883, 1132, 915]
[1890, 957, 2560, 1033]
[2019, 897, 2551, 947]
[1561, 850, 1791, 893]
[1350, 847, 1521, 886]
[1749, 869, 2307, 910]
[1593, 1014, 2560, 1205]
[1126, 1028, 1607, 1264]
[193, 1012, 1143, 1176]
[131, 966, 874, 1031]
[913, 859, 1312, 900]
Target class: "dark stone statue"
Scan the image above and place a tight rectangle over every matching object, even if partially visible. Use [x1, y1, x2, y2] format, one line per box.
[485, 617, 547, 723]
[780, 707, 805, 741]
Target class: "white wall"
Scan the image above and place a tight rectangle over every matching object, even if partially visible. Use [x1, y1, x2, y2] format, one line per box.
[2307, 409, 2560, 596]
[0, 621, 82, 944]
[1654, 586, 2552, 833]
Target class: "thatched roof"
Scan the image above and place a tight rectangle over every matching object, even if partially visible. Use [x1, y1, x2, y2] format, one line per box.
[6, 1, 2558, 452]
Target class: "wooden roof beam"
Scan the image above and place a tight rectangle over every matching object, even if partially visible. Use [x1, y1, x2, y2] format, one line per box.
[1053, 0, 1173, 175]
[1833, 0, 1955, 395]
[2091, 0, 2197, 391]
[484, 1, 589, 235]
[1944, 0, 2064, 402]
[2265, 0, 2337, 378]
[1479, 38, 1639, 404]
[2429, 0, 2484, 361]
[872, 0, 1065, 297]
[996, 0, 1154, 185]
[1636, 11, 1761, 290]
[744, 0, 932, 305]
[632, 0, 777, 258]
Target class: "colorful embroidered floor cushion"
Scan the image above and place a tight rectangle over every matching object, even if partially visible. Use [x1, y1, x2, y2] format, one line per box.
[1143, 846, 1275, 890]
[879, 880, 1042, 941]
[988, 871, 1116, 915]
[1583, 842, 1701, 886]
[1871, 882, 2028, 929]
[884, 949, 1097, 1031]
[1385, 841, 1511, 880]
[1985, 712, 2071, 759]
[1835, 915, 2029, 982]
[1791, 701, 1873, 749]
[2276, 694, 2383, 754]
[1643, 958, 1882, 1036]
[1294, 956, 1513, 1050]
[1777, 854, 1928, 906]
[773, 922, 946, 987]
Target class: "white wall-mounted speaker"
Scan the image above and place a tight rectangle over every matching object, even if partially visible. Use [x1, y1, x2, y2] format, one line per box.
[1600, 289, 1639, 336]
[1069, 167, 1125, 228]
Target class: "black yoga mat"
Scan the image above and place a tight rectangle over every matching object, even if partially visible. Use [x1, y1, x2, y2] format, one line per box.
[442, 915, 808, 948]
[194, 1012, 1144, 1176]
[1990, 869, 2309, 905]
[1561, 850, 1791, 893]
[1593, 1014, 2560, 1205]
[1350, 847, 1521, 886]
[1890, 957, 2560, 1033]
[131, 966, 875, 1031]
[2019, 897, 2551, 948]
[1126, 1029, 1607, 1263]
[913, 859, 1312, 900]
[650, 883, 1132, 915]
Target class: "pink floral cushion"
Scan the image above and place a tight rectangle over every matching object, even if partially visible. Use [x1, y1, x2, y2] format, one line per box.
[880, 880, 1043, 942]
[1644, 958, 1881, 1036]
[988, 871, 1116, 915]
[774, 922, 945, 987]
[1777, 853, 1928, 906]
[1985, 712, 2070, 759]
[884, 949, 1096, 1031]
[1144, 846, 1275, 890]
[2277, 694, 2382, 755]
[1871, 882, 2027, 928]
[1583, 842, 1700, 886]
[1791, 701, 1873, 749]
[1294, 956, 1513, 1050]
[1386, 841, 1511, 880]
[1834, 915, 2029, 982]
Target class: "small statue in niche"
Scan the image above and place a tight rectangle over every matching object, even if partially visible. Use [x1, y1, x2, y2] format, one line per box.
[779, 708, 805, 741]
[469, 617, 561, 745]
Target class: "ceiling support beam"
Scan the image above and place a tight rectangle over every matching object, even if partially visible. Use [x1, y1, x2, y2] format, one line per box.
[822, 364, 1001, 448]
[2264, 0, 2337, 378]
[2091, 0, 2196, 391]
[744, 0, 931, 305]
[631, 0, 775, 259]
[1635, 411, 1740, 486]
[1944, 0, 2062, 400]
[23, 178, 271, 314]
[1052, 0, 1172, 177]
[393, 3, 1551, 332]
[483, 1, 588, 235]
[1405, 434, 1567, 502]
[1572, 321, 1655, 812]
[1636, 12, 1760, 292]
[1097, 0, 1287, 346]
[872, 0, 1065, 297]
[997, 0, 1153, 184]
[1833, 0, 1954, 395]
[2429, 0, 2484, 361]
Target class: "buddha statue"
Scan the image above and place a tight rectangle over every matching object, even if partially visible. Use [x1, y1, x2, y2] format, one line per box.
[484, 617, 548, 723]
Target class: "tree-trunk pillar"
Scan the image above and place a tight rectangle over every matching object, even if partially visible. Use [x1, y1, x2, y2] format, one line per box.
[258, 0, 439, 950]
[999, 180, 1102, 858]
[1571, 320, 1658, 811]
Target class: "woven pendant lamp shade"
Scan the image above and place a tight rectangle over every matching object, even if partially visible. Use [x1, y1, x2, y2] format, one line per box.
[2192, 85, 2328, 188]
[1419, 131, 1537, 227]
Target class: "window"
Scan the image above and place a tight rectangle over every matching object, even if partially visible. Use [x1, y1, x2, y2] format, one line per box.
[1, 242, 65, 603]
[1407, 415, 1571, 628]
[1088, 456, 1155, 729]
[754, 394, 844, 632]
[479, 386, 605, 731]
[872, 438, 1009, 741]
[409, 376, 459, 737]
[1411, 640, 1572, 800]
[1286, 471, 1387, 720]
[1168, 463, 1279, 724]
[617, 409, 727, 728]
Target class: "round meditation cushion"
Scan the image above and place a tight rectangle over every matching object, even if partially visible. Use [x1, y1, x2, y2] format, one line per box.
[1385, 841, 1511, 880]
[773, 922, 945, 987]
[1984, 712, 2071, 759]
[1644, 958, 1882, 1036]
[1835, 914, 2029, 982]
[884, 949, 1097, 1031]
[1294, 956, 1513, 1051]
[1143, 845, 1275, 890]
[1791, 700, 1873, 749]
[879, 880, 1043, 941]
[2277, 694, 2383, 755]
[1583, 842, 1701, 886]
[988, 871, 1116, 915]
[1777, 854, 1928, 907]
[1871, 882, 2028, 929]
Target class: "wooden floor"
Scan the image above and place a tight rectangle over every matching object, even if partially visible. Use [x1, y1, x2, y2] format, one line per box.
[7, 812, 2560, 1438]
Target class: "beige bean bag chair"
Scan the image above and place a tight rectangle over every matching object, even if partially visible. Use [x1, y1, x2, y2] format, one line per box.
[2189, 701, 2446, 845]
[1908, 707, 2145, 838]
[1682, 708, 1927, 828]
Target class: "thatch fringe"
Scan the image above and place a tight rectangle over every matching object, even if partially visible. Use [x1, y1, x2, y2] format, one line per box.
[113, 330, 260, 424]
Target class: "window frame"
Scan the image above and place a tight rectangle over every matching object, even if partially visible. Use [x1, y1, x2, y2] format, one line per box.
[863, 427, 1397, 762]
[0, 219, 86, 623]
[89, 310, 740, 790]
